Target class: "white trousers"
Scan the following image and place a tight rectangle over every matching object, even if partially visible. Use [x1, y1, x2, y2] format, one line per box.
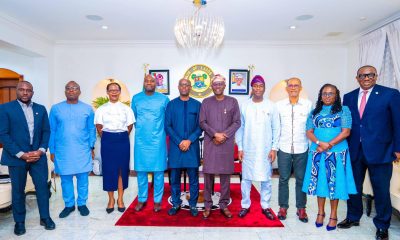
[241, 179, 272, 209]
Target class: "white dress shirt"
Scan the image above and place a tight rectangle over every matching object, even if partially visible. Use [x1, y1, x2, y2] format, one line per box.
[276, 98, 312, 154]
[94, 101, 135, 133]
[357, 86, 374, 110]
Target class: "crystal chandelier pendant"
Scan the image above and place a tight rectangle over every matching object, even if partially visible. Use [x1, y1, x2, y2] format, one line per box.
[174, 1, 225, 49]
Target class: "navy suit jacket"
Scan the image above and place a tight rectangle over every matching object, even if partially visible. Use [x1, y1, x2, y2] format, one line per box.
[0, 100, 50, 167]
[343, 84, 400, 164]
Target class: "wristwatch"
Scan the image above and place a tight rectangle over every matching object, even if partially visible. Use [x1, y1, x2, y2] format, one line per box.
[316, 140, 320, 145]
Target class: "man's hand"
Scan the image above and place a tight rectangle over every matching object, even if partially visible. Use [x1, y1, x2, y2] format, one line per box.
[50, 154, 55, 162]
[395, 152, 400, 163]
[268, 150, 277, 163]
[179, 140, 192, 152]
[91, 150, 95, 160]
[213, 132, 227, 144]
[238, 151, 244, 162]
[21, 151, 41, 163]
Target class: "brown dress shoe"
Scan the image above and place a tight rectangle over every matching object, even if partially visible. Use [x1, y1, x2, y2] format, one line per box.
[203, 209, 211, 219]
[134, 202, 146, 212]
[220, 208, 233, 218]
[153, 202, 162, 212]
[277, 208, 287, 220]
[262, 208, 276, 220]
[296, 208, 308, 223]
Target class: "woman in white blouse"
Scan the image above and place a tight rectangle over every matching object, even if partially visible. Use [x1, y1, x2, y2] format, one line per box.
[94, 82, 134, 213]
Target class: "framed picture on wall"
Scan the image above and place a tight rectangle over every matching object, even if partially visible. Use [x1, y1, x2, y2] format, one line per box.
[149, 69, 170, 95]
[228, 69, 250, 95]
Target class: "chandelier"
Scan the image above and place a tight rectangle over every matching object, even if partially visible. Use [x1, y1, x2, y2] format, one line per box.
[174, 0, 225, 49]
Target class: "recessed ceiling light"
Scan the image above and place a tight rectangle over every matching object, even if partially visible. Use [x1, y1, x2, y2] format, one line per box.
[101, 25, 108, 30]
[86, 15, 103, 21]
[296, 14, 314, 21]
[359, 16, 367, 21]
[290, 25, 297, 30]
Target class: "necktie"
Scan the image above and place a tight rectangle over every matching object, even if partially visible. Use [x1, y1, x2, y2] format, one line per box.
[359, 90, 368, 118]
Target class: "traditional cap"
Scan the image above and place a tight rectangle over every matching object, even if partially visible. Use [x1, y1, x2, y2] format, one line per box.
[211, 74, 226, 83]
[251, 75, 265, 86]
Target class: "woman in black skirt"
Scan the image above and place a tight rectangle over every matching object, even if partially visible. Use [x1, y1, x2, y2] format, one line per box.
[94, 82, 134, 213]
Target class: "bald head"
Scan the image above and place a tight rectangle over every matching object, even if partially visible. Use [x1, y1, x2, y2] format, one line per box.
[178, 78, 191, 98]
[144, 74, 156, 93]
[65, 81, 81, 103]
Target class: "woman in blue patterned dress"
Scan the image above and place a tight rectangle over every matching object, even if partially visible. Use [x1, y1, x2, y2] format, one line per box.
[302, 84, 356, 231]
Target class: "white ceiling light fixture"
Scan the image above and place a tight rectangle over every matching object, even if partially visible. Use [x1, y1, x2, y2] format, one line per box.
[101, 25, 108, 30]
[174, 0, 224, 49]
[290, 25, 297, 30]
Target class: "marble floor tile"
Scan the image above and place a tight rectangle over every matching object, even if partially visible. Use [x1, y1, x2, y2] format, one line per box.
[0, 176, 399, 240]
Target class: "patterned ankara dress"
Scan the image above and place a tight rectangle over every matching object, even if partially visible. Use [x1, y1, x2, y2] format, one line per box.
[302, 105, 357, 200]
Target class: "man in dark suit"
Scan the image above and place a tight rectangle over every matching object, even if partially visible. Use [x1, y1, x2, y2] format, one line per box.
[340, 65, 400, 240]
[0, 81, 55, 236]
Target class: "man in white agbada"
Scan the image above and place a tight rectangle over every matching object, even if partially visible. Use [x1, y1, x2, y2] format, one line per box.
[235, 75, 280, 220]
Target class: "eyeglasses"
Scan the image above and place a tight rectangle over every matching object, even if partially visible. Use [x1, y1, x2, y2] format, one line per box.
[212, 82, 225, 87]
[65, 86, 80, 91]
[179, 83, 191, 87]
[357, 73, 376, 80]
[322, 92, 335, 97]
[107, 89, 121, 93]
[287, 84, 300, 88]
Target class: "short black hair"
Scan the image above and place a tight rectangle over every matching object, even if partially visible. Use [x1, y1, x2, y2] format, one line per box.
[106, 82, 121, 91]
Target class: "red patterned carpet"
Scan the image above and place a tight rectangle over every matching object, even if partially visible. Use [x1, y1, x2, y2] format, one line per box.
[116, 183, 284, 228]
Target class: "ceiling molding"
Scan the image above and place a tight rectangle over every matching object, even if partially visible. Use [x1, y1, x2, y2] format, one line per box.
[55, 40, 348, 48]
[345, 11, 400, 43]
[0, 11, 54, 44]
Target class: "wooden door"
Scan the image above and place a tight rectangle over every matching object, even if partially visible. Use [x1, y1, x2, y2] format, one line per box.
[0, 68, 23, 148]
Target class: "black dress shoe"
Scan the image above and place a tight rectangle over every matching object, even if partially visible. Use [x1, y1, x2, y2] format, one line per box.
[59, 206, 75, 218]
[261, 208, 276, 220]
[14, 222, 26, 236]
[337, 218, 360, 229]
[375, 229, 389, 240]
[40, 217, 56, 230]
[238, 208, 250, 218]
[78, 205, 90, 216]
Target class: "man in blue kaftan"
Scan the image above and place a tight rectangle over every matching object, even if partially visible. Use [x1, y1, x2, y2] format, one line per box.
[49, 81, 96, 218]
[165, 78, 202, 217]
[131, 74, 170, 212]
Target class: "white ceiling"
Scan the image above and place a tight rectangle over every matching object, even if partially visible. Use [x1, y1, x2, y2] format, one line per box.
[0, 0, 400, 43]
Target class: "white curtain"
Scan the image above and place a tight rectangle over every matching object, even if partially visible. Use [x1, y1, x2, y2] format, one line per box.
[359, 19, 400, 90]
[386, 20, 400, 89]
[359, 29, 386, 72]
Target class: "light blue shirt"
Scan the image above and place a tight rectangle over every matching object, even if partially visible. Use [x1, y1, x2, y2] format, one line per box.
[131, 92, 169, 172]
[49, 101, 96, 175]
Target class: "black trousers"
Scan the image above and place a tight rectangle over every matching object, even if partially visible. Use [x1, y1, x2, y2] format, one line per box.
[347, 145, 393, 230]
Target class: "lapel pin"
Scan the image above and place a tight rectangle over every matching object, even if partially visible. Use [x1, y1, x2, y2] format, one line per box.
[35, 112, 38, 115]
[375, 92, 379, 94]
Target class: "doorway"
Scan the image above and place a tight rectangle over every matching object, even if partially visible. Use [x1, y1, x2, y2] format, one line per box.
[0, 68, 23, 148]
